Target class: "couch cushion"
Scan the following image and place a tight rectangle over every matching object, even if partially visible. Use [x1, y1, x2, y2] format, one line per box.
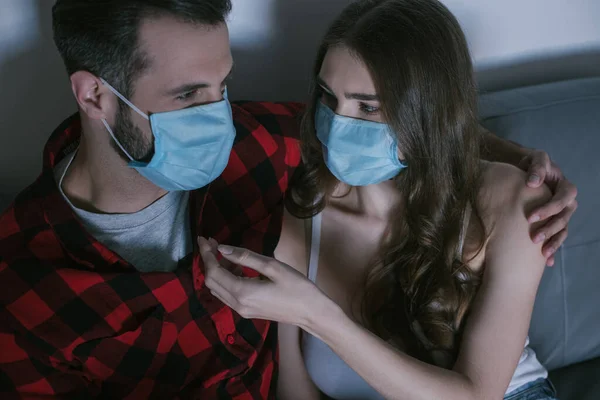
[479, 78, 600, 370]
[549, 356, 600, 400]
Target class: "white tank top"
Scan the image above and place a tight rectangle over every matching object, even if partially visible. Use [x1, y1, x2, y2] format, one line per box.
[302, 212, 548, 399]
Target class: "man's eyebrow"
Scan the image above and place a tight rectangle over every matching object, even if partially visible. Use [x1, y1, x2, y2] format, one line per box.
[165, 65, 235, 96]
[316, 76, 379, 101]
[165, 82, 210, 96]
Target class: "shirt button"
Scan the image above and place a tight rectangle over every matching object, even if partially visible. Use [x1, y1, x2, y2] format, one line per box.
[227, 335, 235, 345]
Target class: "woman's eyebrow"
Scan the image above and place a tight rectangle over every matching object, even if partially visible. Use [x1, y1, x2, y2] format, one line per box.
[345, 92, 379, 101]
[317, 76, 379, 101]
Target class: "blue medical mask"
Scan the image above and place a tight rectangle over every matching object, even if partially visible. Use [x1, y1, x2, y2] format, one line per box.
[315, 102, 406, 186]
[100, 79, 236, 191]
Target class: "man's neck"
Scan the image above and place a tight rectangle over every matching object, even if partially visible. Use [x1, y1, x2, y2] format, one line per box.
[61, 121, 168, 214]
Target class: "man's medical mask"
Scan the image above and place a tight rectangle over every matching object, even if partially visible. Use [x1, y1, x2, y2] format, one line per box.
[100, 78, 236, 191]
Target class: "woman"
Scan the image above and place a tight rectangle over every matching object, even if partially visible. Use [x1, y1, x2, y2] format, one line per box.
[200, 0, 558, 398]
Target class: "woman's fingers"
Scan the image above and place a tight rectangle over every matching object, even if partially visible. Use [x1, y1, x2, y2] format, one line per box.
[207, 277, 238, 308]
[205, 238, 254, 275]
[218, 245, 281, 280]
[199, 237, 244, 291]
[198, 237, 220, 269]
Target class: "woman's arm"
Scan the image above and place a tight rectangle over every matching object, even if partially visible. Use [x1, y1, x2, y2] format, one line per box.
[200, 167, 551, 400]
[300, 167, 551, 400]
[480, 125, 578, 267]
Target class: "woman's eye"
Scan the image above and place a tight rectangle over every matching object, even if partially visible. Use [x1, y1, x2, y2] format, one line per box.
[360, 103, 380, 115]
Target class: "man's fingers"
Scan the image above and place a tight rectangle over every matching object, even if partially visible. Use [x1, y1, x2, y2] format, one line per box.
[218, 245, 280, 279]
[532, 207, 573, 244]
[552, 179, 578, 206]
[529, 183, 577, 223]
[518, 155, 532, 171]
[529, 198, 565, 223]
[542, 229, 568, 260]
[527, 156, 549, 188]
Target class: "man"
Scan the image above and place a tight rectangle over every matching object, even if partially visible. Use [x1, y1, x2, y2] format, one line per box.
[0, 0, 577, 398]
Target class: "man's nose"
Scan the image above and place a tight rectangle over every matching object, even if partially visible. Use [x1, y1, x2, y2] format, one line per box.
[206, 87, 226, 103]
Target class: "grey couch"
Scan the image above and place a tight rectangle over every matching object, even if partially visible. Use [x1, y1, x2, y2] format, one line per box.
[1, 79, 597, 398]
[480, 77, 600, 400]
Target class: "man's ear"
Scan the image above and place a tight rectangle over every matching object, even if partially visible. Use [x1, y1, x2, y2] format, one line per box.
[70, 71, 116, 121]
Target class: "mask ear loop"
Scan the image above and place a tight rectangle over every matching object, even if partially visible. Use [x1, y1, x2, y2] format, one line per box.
[99, 78, 149, 120]
[98, 78, 150, 162]
[100, 119, 136, 162]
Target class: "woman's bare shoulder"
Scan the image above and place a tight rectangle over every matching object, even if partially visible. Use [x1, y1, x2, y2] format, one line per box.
[477, 161, 550, 223]
[274, 208, 310, 276]
[475, 161, 550, 270]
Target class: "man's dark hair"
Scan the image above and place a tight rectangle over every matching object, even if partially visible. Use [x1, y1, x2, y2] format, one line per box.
[52, 0, 232, 98]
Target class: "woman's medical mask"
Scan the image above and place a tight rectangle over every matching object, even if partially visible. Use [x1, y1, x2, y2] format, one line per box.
[315, 102, 406, 186]
[100, 78, 236, 191]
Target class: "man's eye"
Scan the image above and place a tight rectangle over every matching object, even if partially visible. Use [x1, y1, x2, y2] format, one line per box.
[176, 91, 196, 101]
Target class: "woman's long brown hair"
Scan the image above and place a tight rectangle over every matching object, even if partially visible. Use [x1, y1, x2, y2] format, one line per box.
[286, 0, 487, 365]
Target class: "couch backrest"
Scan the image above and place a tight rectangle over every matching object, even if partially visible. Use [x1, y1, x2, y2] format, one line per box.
[479, 77, 600, 370]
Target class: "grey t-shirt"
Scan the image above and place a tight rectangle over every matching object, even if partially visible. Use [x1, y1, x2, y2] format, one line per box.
[54, 152, 192, 273]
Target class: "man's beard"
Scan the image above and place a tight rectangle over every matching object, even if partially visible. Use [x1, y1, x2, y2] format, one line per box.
[110, 103, 155, 163]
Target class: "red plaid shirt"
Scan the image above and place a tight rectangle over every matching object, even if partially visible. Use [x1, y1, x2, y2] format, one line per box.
[0, 102, 303, 399]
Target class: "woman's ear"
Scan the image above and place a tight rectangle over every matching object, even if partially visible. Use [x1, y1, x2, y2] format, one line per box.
[397, 147, 406, 163]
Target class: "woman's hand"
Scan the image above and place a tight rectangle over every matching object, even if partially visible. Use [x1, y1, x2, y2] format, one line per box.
[520, 150, 578, 266]
[198, 237, 331, 328]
